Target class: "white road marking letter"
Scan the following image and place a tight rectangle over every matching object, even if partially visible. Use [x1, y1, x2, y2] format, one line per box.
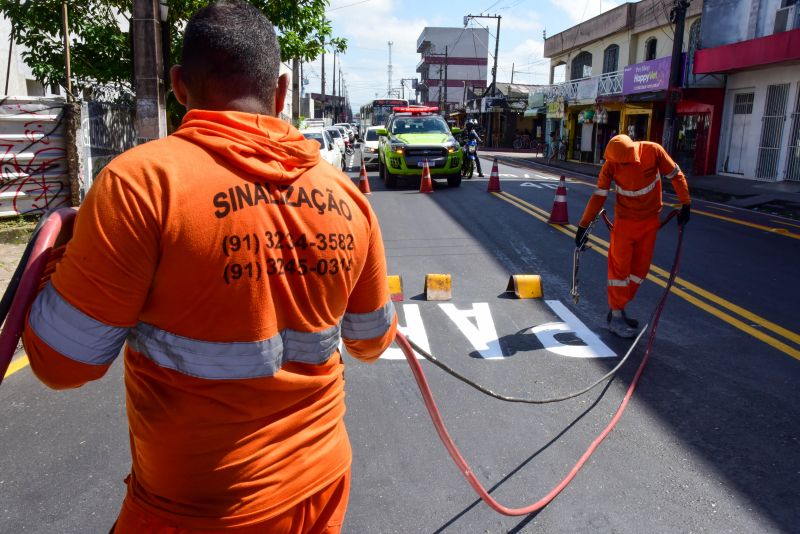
[531, 300, 616, 358]
[381, 304, 429, 360]
[520, 182, 543, 188]
[439, 302, 503, 359]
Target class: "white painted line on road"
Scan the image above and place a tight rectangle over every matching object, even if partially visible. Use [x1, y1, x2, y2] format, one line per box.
[524, 173, 530, 178]
[531, 301, 616, 358]
[376, 301, 614, 361]
[381, 304, 428, 360]
[439, 303, 503, 359]
[520, 182, 543, 188]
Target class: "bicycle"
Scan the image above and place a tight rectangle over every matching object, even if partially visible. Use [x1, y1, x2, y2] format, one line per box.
[512, 134, 532, 150]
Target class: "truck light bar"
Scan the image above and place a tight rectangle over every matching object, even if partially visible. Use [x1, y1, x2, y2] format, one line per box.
[392, 106, 439, 113]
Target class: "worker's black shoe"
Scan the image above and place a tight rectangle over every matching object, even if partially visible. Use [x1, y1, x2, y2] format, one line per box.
[607, 315, 637, 338]
[607, 309, 638, 328]
[478, 173, 484, 177]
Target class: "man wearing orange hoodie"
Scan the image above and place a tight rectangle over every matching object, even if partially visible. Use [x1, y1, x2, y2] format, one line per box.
[22, 1, 397, 532]
[575, 134, 690, 338]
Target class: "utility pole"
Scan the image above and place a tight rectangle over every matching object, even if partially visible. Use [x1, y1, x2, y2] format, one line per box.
[292, 58, 300, 122]
[387, 41, 393, 97]
[321, 52, 326, 99]
[465, 14, 501, 147]
[662, 0, 691, 155]
[332, 51, 336, 121]
[510, 63, 515, 85]
[61, 1, 73, 101]
[133, 0, 168, 142]
[443, 46, 448, 111]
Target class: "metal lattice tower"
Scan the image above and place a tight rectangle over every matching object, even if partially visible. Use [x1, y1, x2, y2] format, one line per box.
[387, 41, 393, 97]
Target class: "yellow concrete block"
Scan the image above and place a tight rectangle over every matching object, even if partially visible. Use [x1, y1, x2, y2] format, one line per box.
[505, 274, 543, 299]
[424, 273, 452, 301]
[387, 275, 404, 301]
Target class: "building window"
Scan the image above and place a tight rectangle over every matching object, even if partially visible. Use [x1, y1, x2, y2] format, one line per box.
[602, 45, 619, 74]
[733, 93, 754, 115]
[645, 38, 657, 61]
[570, 51, 592, 80]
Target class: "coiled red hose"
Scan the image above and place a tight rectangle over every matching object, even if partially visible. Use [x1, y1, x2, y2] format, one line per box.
[0, 208, 77, 384]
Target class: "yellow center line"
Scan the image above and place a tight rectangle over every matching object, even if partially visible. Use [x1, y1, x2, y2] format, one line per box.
[3, 354, 29, 380]
[771, 219, 800, 229]
[494, 191, 800, 360]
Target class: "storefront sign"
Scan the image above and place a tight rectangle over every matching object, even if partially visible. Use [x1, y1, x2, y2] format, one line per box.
[546, 98, 564, 118]
[623, 56, 672, 94]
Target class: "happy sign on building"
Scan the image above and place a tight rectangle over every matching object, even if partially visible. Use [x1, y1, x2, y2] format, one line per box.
[623, 56, 672, 94]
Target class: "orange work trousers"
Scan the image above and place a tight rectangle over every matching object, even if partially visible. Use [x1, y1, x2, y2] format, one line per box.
[607, 215, 660, 311]
[111, 469, 351, 534]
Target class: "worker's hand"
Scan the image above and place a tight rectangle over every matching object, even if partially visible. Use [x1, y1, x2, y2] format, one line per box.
[677, 204, 691, 226]
[575, 226, 589, 248]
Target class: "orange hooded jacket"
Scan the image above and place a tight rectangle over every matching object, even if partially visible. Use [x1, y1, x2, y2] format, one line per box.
[22, 110, 397, 529]
[579, 135, 691, 227]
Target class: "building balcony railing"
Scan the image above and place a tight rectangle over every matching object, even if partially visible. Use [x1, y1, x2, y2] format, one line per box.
[533, 70, 623, 102]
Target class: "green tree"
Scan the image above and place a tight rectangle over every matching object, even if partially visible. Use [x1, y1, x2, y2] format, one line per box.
[0, 0, 346, 101]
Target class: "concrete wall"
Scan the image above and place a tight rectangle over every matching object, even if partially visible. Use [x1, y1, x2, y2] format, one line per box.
[717, 65, 800, 179]
[701, 0, 799, 48]
[548, 14, 701, 82]
[418, 27, 490, 59]
[0, 97, 71, 217]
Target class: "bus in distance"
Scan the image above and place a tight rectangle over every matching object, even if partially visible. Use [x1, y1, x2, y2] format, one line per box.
[359, 98, 408, 138]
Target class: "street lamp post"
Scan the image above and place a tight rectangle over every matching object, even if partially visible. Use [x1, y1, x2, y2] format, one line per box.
[465, 13, 501, 147]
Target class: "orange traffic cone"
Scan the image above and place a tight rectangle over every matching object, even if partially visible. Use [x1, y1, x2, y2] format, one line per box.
[358, 158, 371, 195]
[419, 159, 433, 193]
[486, 158, 501, 192]
[547, 175, 569, 224]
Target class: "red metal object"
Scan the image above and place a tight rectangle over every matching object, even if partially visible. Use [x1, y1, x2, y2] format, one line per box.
[0, 208, 77, 384]
[694, 28, 800, 74]
[392, 106, 439, 113]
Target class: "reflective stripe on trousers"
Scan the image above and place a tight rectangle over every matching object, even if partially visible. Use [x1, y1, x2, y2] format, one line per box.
[607, 215, 660, 310]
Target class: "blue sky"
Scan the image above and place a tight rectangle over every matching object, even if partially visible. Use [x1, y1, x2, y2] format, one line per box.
[308, 0, 625, 111]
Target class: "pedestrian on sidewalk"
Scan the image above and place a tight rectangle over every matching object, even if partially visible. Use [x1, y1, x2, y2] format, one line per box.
[574, 134, 691, 338]
[22, 1, 397, 532]
[548, 128, 560, 163]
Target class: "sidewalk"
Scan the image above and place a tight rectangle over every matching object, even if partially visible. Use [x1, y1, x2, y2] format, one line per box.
[482, 148, 800, 221]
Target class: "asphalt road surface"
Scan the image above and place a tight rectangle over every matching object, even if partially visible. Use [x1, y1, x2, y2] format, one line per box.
[1, 148, 798, 533]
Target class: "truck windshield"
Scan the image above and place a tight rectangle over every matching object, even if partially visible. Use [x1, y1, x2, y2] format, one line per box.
[391, 116, 449, 135]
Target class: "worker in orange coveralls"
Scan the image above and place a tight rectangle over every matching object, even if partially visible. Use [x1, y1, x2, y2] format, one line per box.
[575, 134, 691, 338]
[22, 1, 397, 532]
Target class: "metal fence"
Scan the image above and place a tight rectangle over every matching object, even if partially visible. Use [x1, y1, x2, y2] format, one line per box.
[0, 96, 71, 218]
[785, 85, 800, 182]
[755, 83, 789, 181]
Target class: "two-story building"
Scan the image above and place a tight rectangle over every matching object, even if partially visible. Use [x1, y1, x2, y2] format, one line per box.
[694, 0, 800, 182]
[416, 27, 489, 109]
[539, 0, 724, 176]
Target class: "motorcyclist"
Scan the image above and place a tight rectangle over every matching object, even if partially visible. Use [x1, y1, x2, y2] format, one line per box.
[464, 120, 484, 177]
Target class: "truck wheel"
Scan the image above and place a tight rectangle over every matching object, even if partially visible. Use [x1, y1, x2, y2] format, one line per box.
[447, 174, 462, 187]
[385, 169, 398, 188]
[379, 159, 386, 181]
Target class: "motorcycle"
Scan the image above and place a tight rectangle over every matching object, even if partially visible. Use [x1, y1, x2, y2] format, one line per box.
[461, 138, 478, 179]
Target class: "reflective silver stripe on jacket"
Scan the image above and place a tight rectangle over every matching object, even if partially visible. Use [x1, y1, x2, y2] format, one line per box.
[608, 279, 629, 287]
[665, 165, 681, 179]
[616, 177, 659, 197]
[28, 283, 128, 366]
[127, 322, 342, 380]
[629, 274, 644, 285]
[593, 188, 609, 197]
[341, 301, 395, 340]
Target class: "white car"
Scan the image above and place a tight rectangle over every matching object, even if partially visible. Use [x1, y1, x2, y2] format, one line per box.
[301, 128, 343, 170]
[361, 126, 383, 167]
[324, 126, 348, 159]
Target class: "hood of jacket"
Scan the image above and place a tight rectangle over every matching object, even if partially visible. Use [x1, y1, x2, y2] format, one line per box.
[175, 110, 320, 183]
[604, 134, 640, 164]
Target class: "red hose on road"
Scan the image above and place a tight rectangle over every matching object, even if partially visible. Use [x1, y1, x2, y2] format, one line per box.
[395, 221, 685, 516]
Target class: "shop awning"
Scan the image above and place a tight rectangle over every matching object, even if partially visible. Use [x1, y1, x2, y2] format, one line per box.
[523, 107, 545, 117]
[694, 28, 800, 73]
